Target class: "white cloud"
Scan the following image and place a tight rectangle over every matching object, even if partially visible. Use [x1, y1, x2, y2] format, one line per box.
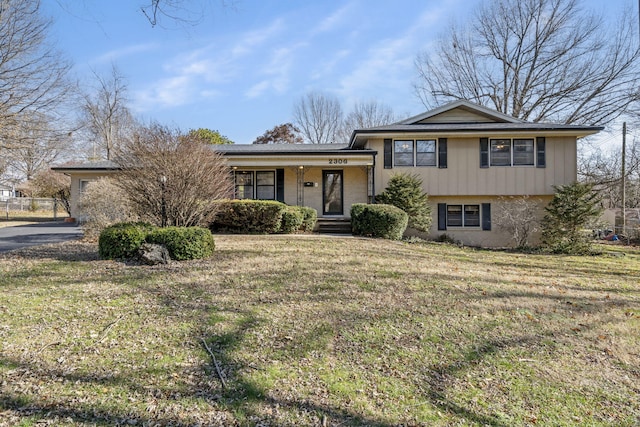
[93, 42, 159, 64]
[312, 3, 353, 34]
[336, 4, 453, 109]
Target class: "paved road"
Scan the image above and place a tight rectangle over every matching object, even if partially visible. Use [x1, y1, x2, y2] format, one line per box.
[0, 221, 83, 253]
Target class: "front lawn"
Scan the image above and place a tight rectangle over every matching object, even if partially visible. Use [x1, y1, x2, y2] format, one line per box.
[0, 236, 638, 426]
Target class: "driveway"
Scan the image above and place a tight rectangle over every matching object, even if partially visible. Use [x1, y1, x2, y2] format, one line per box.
[0, 221, 83, 253]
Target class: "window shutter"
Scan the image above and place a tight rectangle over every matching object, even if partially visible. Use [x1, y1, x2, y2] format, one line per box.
[536, 137, 546, 168]
[482, 203, 491, 230]
[438, 138, 447, 168]
[383, 139, 392, 169]
[480, 138, 489, 168]
[276, 169, 285, 202]
[437, 203, 447, 230]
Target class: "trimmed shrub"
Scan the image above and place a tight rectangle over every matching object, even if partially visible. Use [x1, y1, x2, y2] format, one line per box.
[351, 203, 408, 240]
[298, 206, 318, 232]
[98, 222, 155, 260]
[146, 226, 215, 260]
[211, 200, 285, 233]
[279, 206, 305, 233]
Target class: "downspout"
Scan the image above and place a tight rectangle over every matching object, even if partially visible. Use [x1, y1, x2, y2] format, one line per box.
[371, 152, 377, 204]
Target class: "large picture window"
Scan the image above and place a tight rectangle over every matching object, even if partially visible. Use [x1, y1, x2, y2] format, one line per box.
[234, 170, 276, 200]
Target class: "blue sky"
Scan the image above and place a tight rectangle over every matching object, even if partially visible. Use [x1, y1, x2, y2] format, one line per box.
[43, 0, 630, 145]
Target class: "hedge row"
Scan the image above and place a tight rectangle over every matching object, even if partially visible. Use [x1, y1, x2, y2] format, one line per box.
[351, 203, 408, 240]
[211, 200, 317, 234]
[98, 222, 214, 261]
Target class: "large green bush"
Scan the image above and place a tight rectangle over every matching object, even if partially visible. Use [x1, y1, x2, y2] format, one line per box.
[146, 226, 215, 260]
[279, 206, 305, 233]
[375, 173, 432, 232]
[541, 182, 603, 254]
[351, 203, 408, 240]
[212, 200, 285, 233]
[98, 222, 155, 260]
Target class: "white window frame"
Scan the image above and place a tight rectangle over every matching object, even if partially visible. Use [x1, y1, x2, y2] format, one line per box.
[447, 204, 481, 228]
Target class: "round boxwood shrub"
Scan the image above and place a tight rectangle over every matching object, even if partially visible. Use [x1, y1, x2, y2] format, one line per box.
[146, 226, 215, 260]
[279, 206, 304, 233]
[351, 203, 408, 240]
[98, 222, 155, 260]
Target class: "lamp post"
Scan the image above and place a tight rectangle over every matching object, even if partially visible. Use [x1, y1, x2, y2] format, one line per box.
[160, 175, 167, 227]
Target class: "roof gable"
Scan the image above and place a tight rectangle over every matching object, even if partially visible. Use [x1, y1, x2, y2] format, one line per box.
[400, 100, 522, 125]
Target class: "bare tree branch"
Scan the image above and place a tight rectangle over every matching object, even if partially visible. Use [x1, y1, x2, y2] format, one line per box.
[414, 0, 640, 125]
[292, 92, 343, 144]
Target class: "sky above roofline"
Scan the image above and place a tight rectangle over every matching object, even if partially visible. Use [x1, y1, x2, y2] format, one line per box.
[44, 0, 629, 148]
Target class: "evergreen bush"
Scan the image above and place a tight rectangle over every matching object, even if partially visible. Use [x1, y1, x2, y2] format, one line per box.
[211, 200, 285, 233]
[298, 206, 318, 232]
[541, 182, 603, 254]
[279, 206, 305, 233]
[351, 203, 408, 240]
[375, 173, 432, 232]
[146, 226, 215, 260]
[98, 222, 155, 260]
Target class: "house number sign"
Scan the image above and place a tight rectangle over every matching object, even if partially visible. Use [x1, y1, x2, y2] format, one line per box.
[328, 159, 348, 164]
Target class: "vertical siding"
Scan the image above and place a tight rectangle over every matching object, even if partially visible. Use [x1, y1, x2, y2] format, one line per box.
[369, 135, 577, 197]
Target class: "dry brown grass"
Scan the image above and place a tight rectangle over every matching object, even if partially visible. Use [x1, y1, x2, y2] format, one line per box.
[0, 236, 638, 426]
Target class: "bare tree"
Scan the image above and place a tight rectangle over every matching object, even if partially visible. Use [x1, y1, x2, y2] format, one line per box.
[28, 169, 71, 215]
[0, 0, 76, 150]
[292, 92, 343, 144]
[338, 100, 398, 142]
[81, 65, 136, 160]
[78, 177, 138, 238]
[493, 196, 543, 248]
[579, 138, 640, 208]
[4, 112, 71, 180]
[114, 123, 233, 227]
[414, 0, 640, 125]
[253, 123, 303, 144]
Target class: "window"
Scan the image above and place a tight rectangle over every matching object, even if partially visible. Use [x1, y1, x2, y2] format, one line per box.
[416, 140, 437, 166]
[393, 139, 441, 167]
[513, 139, 534, 165]
[235, 170, 276, 200]
[490, 139, 511, 166]
[235, 172, 254, 199]
[394, 140, 414, 166]
[464, 205, 480, 227]
[446, 204, 480, 227]
[256, 171, 275, 199]
[446, 205, 463, 227]
[489, 138, 535, 166]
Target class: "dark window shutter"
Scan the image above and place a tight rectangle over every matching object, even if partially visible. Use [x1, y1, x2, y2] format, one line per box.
[480, 138, 489, 168]
[438, 138, 447, 168]
[536, 137, 546, 168]
[276, 169, 285, 202]
[482, 203, 491, 230]
[383, 139, 392, 169]
[438, 203, 447, 230]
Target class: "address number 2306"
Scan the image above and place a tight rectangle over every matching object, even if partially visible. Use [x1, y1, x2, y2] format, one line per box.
[329, 159, 348, 165]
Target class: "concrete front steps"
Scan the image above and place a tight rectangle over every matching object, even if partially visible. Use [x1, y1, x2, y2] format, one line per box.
[315, 218, 352, 234]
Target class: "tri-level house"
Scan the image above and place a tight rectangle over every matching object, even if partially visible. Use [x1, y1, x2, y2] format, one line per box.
[54, 100, 602, 247]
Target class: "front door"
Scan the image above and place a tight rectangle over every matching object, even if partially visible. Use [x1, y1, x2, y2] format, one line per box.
[323, 170, 343, 215]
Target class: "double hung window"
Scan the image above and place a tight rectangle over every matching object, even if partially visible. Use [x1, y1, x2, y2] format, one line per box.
[235, 171, 276, 200]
